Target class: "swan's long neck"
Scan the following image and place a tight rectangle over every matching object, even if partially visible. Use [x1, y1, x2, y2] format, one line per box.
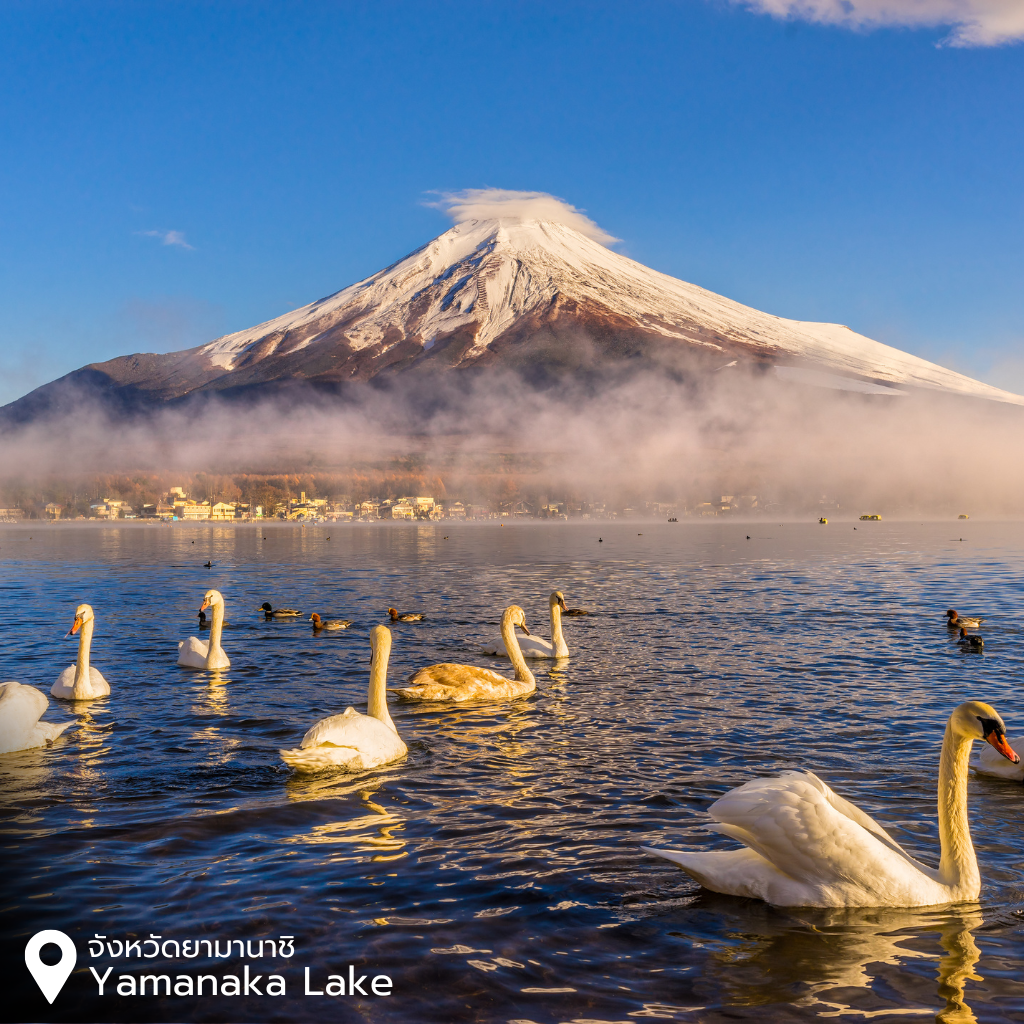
[74, 619, 93, 689]
[367, 643, 396, 733]
[550, 601, 568, 657]
[937, 722, 979, 895]
[208, 600, 225, 650]
[501, 616, 535, 685]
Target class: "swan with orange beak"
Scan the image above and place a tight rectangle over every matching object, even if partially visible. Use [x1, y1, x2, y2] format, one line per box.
[177, 589, 231, 671]
[645, 701, 1019, 907]
[51, 604, 111, 699]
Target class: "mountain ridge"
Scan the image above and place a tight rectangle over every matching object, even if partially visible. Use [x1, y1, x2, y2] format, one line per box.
[4, 215, 1021, 424]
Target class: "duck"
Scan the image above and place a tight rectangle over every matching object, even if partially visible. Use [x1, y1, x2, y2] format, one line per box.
[643, 701, 1018, 907]
[393, 606, 535, 702]
[973, 735, 1024, 782]
[946, 609, 982, 629]
[0, 682, 75, 753]
[388, 608, 424, 622]
[198, 610, 209, 629]
[280, 625, 407, 771]
[564, 607, 590, 617]
[482, 591, 569, 659]
[51, 604, 111, 700]
[259, 602, 302, 617]
[957, 628, 984, 651]
[178, 590, 231, 670]
[310, 613, 352, 631]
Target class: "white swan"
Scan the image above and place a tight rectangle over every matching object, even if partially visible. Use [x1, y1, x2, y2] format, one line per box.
[973, 736, 1024, 781]
[280, 625, 407, 772]
[644, 701, 1019, 907]
[0, 682, 74, 753]
[394, 605, 536, 702]
[51, 604, 111, 699]
[177, 589, 231, 670]
[482, 591, 569, 659]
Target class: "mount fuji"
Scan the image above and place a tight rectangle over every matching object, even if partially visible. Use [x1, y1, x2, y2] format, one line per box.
[4, 194, 1021, 422]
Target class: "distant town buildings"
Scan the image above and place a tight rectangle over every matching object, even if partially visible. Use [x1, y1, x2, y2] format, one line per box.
[2, 482, 800, 525]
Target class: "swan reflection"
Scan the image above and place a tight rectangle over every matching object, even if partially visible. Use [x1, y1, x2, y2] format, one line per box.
[282, 781, 407, 863]
[192, 672, 232, 715]
[692, 899, 983, 1022]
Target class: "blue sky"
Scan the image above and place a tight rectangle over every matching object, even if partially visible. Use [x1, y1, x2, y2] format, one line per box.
[0, 0, 1022, 405]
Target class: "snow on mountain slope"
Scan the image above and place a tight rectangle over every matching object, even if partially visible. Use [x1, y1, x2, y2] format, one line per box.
[198, 216, 1023, 404]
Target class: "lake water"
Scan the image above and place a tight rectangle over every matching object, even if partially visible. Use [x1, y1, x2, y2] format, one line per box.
[3, 520, 1024, 1024]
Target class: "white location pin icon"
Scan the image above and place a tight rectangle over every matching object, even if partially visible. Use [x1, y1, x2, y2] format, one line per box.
[25, 930, 77, 1004]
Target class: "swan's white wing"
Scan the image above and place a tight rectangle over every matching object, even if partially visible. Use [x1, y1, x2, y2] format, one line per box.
[972, 738, 1024, 781]
[177, 636, 209, 668]
[785, 771, 922, 863]
[50, 665, 77, 697]
[707, 773, 942, 897]
[0, 682, 52, 753]
[283, 707, 407, 772]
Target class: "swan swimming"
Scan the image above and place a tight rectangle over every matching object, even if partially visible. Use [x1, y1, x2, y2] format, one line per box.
[178, 589, 231, 670]
[394, 605, 535, 702]
[482, 591, 569, 659]
[0, 682, 74, 753]
[51, 604, 111, 700]
[644, 701, 1019, 907]
[280, 625, 407, 772]
[973, 735, 1024, 782]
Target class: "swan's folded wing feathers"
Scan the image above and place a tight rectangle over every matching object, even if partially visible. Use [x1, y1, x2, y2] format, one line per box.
[783, 771, 916, 860]
[708, 774, 927, 888]
[300, 707, 360, 747]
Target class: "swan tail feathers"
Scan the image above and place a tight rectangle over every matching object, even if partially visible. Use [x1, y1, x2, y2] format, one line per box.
[642, 846, 778, 899]
[280, 744, 360, 772]
[40, 720, 75, 742]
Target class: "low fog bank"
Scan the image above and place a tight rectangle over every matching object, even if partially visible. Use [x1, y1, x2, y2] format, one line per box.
[1, 367, 1022, 515]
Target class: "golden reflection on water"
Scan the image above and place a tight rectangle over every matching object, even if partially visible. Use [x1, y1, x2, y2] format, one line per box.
[701, 904, 983, 1022]
[281, 780, 406, 864]
[192, 672, 232, 715]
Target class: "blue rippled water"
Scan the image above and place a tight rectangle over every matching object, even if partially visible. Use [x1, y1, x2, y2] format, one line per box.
[2, 520, 1024, 1023]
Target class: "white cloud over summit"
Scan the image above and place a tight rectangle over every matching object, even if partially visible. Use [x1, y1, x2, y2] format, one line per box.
[429, 189, 619, 245]
[736, 0, 1024, 46]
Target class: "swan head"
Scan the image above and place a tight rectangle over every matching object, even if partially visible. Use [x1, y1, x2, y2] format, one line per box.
[550, 591, 567, 612]
[201, 589, 225, 613]
[370, 624, 392, 663]
[502, 605, 531, 636]
[70, 603, 94, 635]
[952, 701, 1019, 763]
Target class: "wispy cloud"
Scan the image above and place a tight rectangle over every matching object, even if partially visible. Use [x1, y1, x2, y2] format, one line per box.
[426, 189, 619, 245]
[137, 229, 195, 250]
[733, 0, 1024, 46]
